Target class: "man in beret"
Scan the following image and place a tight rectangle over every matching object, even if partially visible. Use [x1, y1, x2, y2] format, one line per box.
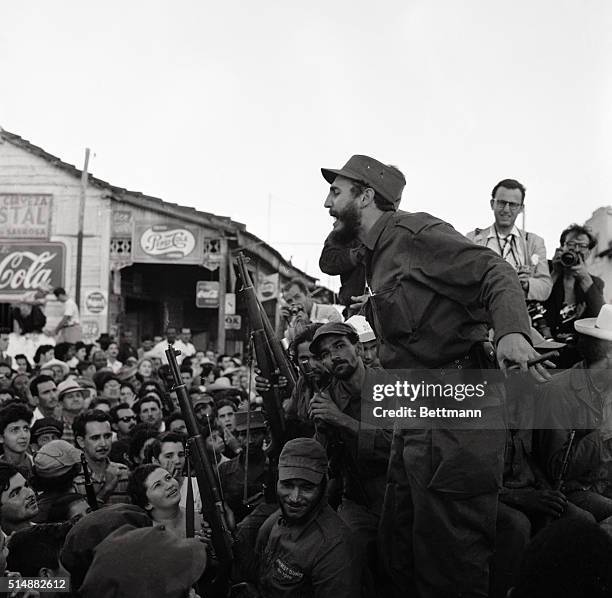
[32, 439, 83, 523]
[320, 155, 547, 597]
[252, 437, 357, 598]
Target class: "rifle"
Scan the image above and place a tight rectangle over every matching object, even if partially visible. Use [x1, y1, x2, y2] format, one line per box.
[236, 253, 295, 457]
[554, 429, 576, 491]
[165, 347, 233, 598]
[543, 429, 576, 526]
[80, 454, 99, 511]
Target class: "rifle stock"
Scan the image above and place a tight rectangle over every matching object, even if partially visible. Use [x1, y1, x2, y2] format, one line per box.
[165, 347, 233, 596]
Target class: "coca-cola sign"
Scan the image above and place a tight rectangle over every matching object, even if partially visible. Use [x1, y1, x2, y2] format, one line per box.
[133, 223, 202, 264]
[0, 242, 65, 293]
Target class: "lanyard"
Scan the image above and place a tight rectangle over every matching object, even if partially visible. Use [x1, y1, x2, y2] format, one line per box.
[494, 226, 521, 268]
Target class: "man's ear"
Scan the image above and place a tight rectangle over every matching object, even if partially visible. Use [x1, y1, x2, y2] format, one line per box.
[38, 567, 53, 578]
[356, 342, 364, 358]
[361, 187, 376, 207]
[490, 199, 496, 211]
[75, 435, 84, 450]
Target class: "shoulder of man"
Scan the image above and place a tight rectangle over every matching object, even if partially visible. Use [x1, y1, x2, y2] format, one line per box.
[392, 210, 453, 234]
[309, 504, 353, 547]
[465, 226, 491, 243]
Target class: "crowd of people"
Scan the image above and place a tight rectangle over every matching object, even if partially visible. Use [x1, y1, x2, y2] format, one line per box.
[0, 158, 611, 598]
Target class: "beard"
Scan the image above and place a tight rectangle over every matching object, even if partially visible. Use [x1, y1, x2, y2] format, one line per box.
[330, 201, 361, 244]
[331, 359, 357, 380]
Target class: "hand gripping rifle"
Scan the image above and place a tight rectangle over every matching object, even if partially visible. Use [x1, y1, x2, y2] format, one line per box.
[236, 253, 296, 457]
[165, 347, 233, 597]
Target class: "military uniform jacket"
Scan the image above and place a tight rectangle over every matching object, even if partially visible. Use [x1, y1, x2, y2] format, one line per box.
[255, 500, 358, 598]
[363, 211, 531, 369]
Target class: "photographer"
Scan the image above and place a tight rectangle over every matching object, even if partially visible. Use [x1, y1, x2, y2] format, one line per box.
[278, 278, 342, 344]
[543, 224, 605, 367]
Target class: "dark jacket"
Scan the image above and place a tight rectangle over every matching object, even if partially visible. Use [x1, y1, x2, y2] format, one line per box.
[363, 210, 531, 369]
[255, 498, 358, 598]
[319, 234, 366, 311]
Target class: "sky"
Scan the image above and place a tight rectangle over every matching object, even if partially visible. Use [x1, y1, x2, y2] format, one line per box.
[2, 1, 612, 292]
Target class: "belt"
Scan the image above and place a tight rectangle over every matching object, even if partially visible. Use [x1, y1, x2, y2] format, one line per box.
[438, 342, 497, 371]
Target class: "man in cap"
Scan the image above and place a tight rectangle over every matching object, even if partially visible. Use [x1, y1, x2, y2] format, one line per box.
[79, 524, 206, 598]
[30, 417, 64, 450]
[60, 504, 153, 591]
[320, 155, 545, 597]
[32, 439, 83, 523]
[308, 322, 391, 593]
[252, 437, 357, 598]
[219, 411, 270, 524]
[535, 304, 612, 523]
[57, 378, 86, 446]
[192, 391, 216, 426]
[346, 314, 380, 368]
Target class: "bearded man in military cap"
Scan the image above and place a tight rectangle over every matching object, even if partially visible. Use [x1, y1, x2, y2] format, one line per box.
[320, 155, 548, 598]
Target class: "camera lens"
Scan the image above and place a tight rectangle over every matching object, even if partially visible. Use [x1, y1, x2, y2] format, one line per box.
[560, 251, 579, 267]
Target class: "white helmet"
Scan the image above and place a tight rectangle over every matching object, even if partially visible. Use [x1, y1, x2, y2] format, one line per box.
[345, 315, 376, 343]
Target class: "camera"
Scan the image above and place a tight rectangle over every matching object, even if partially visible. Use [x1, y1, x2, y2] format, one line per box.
[289, 304, 303, 316]
[560, 251, 580, 267]
[527, 301, 553, 340]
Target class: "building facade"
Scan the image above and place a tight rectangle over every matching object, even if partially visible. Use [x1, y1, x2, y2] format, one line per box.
[0, 129, 319, 353]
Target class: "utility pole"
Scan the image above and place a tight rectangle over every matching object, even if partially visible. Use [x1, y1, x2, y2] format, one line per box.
[216, 237, 228, 353]
[75, 148, 90, 309]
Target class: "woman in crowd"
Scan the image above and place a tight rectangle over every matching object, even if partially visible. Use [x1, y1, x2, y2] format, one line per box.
[127, 464, 202, 538]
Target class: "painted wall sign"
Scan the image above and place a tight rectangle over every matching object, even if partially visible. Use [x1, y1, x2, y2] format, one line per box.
[83, 289, 108, 316]
[257, 272, 279, 302]
[0, 242, 65, 294]
[133, 223, 202, 264]
[196, 281, 219, 308]
[81, 320, 100, 343]
[0, 194, 52, 239]
[224, 315, 242, 330]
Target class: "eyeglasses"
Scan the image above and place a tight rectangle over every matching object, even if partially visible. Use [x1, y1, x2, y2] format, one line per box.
[494, 200, 522, 212]
[118, 415, 136, 423]
[565, 241, 590, 250]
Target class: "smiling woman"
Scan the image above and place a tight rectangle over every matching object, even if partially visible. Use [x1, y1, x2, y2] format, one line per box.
[127, 464, 201, 538]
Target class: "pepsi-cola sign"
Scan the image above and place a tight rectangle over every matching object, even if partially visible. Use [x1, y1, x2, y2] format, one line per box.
[133, 223, 202, 264]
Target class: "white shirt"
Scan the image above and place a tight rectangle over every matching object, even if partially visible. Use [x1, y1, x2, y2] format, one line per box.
[63, 298, 80, 325]
[174, 340, 196, 359]
[107, 359, 123, 374]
